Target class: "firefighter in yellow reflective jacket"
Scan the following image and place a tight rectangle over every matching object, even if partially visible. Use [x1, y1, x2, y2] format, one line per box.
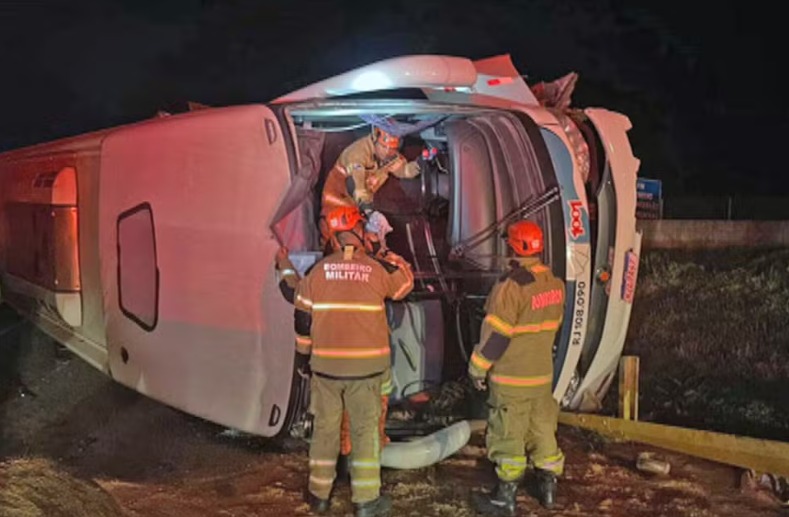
[294, 206, 413, 517]
[469, 220, 566, 514]
[319, 125, 421, 247]
[275, 212, 402, 459]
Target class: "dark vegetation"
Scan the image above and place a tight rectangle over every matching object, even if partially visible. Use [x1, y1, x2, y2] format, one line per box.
[622, 248, 789, 440]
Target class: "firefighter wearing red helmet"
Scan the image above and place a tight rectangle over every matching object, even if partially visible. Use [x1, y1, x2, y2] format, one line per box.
[319, 125, 421, 246]
[275, 210, 402, 468]
[294, 205, 413, 517]
[469, 220, 566, 513]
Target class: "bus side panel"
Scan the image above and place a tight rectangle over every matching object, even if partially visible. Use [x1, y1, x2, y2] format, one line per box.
[0, 141, 109, 370]
[99, 105, 296, 437]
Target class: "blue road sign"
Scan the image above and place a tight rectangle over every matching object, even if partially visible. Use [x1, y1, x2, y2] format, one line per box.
[637, 178, 662, 201]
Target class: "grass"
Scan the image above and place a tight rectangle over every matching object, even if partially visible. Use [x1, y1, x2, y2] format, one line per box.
[0, 458, 122, 517]
[621, 248, 789, 440]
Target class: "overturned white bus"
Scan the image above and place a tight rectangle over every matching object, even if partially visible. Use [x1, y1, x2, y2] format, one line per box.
[0, 55, 641, 461]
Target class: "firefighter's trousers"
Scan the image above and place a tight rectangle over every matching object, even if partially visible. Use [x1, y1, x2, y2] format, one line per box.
[341, 367, 392, 455]
[309, 372, 383, 503]
[486, 385, 565, 482]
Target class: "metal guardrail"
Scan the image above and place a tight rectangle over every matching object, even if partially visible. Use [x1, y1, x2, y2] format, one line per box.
[558, 412, 789, 478]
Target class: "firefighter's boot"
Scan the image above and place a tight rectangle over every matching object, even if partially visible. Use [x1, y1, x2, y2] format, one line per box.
[355, 494, 392, 517]
[471, 481, 518, 516]
[536, 469, 557, 509]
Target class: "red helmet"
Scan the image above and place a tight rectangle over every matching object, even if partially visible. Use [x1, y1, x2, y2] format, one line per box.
[326, 206, 364, 234]
[372, 127, 401, 150]
[506, 220, 544, 256]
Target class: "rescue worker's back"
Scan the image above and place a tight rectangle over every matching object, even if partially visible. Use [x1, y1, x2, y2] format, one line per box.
[294, 205, 413, 517]
[476, 257, 564, 396]
[295, 247, 413, 377]
[469, 220, 566, 515]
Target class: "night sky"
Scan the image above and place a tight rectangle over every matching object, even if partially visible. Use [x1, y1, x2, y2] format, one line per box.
[0, 0, 784, 196]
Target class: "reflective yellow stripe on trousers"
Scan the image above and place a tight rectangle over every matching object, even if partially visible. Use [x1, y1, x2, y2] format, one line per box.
[496, 456, 528, 482]
[534, 451, 565, 475]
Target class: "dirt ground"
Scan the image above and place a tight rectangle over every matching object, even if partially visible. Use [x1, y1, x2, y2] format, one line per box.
[3, 248, 789, 516]
[1, 304, 785, 517]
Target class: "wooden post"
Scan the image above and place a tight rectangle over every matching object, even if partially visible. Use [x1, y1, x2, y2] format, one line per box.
[618, 356, 639, 421]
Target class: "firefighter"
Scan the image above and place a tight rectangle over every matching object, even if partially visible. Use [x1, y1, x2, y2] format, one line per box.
[294, 205, 414, 517]
[319, 124, 422, 246]
[275, 212, 403, 462]
[340, 211, 397, 457]
[275, 244, 394, 465]
[275, 210, 397, 301]
[469, 220, 566, 514]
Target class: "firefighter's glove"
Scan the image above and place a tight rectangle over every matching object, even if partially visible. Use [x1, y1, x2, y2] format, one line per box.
[296, 352, 312, 380]
[297, 364, 312, 380]
[468, 361, 488, 391]
[470, 374, 487, 391]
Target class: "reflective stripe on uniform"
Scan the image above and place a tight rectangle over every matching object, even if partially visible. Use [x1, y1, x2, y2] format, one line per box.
[352, 460, 380, 469]
[489, 373, 552, 387]
[529, 265, 550, 273]
[296, 334, 312, 354]
[485, 315, 561, 337]
[380, 378, 393, 395]
[312, 346, 390, 359]
[296, 294, 313, 308]
[392, 270, 414, 299]
[280, 268, 297, 277]
[323, 192, 351, 206]
[534, 451, 565, 475]
[351, 479, 381, 487]
[312, 303, 384, 312]
[495, 455, 528, 481]
[309, 475, 334, 485]
[470, 351, 493, 371]
[498, 457, 527, 467]
[309, 459, 337, 467]
[512, 320, 561, 334]
[484, 314, 514, 337]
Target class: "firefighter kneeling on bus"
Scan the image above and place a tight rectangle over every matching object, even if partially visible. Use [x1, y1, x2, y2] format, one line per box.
[319, 123, 425, 248]
[469, 220, 566, 514]
[294, 206, 414, 517]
